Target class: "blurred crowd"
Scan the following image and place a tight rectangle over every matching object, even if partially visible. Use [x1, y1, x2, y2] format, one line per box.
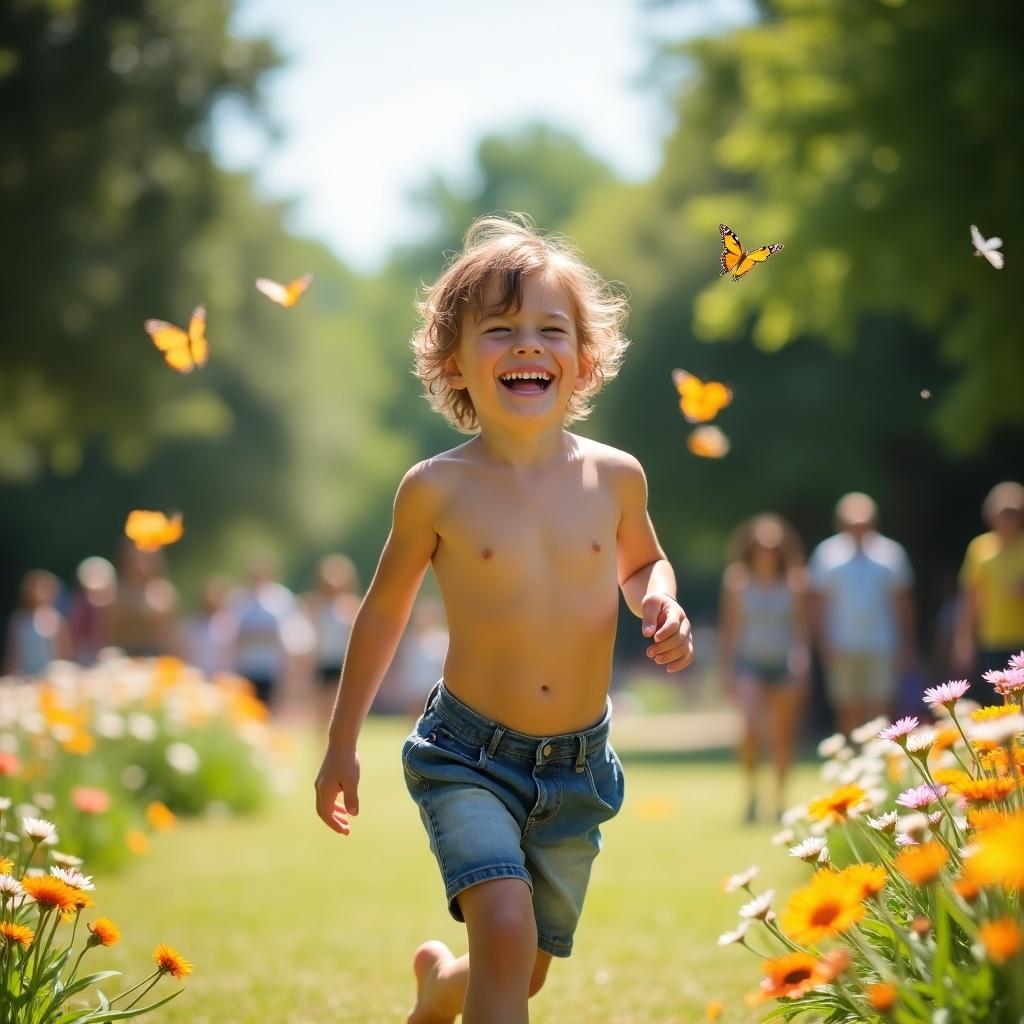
[2, 546, 447, 723]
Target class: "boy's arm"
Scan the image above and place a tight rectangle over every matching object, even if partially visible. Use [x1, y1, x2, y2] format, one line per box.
[613, 455, 693, 674]
[314, 463, 441, 834]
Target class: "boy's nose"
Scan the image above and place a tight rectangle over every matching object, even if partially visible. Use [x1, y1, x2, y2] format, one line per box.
[513, 335, 544, 354]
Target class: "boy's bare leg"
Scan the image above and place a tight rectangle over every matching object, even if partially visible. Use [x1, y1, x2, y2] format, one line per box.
[408, 878, 546, 1024]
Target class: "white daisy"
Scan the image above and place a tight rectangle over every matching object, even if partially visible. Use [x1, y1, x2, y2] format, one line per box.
[739, 890, 775, 920]
[0, 874, 24, 897]
[852, 716, 890, 745]
[716, 921, 750, 946]
[789, 837, 828, 862]
[50, 866, 94, 891]
[22, 816, 58, 843]
[724, 866, 759, 893]
[866, 811, 898, 834]
[817, 733, 846, 759]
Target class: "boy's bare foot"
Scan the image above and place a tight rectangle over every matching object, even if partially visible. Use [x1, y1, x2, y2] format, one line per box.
[407, 940, 457, 1024]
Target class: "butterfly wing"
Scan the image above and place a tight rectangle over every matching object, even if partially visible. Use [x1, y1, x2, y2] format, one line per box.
[125, 510, 184, 552]
[255, 278, 290, 305]
[284, 272, 314, 307]
[983, 248, 1005, 270]
[687, 425, 730, 458]
[144, 320, 193, 373]
[187, 305, 208, 368]
[720, 224, 744, 276]
[730, 243, 784, 281]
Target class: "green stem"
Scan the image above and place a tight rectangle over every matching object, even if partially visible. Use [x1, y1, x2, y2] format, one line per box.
[947, 708, 986, 775]
[108, 969, 161, 1006]
[124, 974, 161, 1010]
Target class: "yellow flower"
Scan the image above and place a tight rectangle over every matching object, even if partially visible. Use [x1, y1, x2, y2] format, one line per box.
[966, 812, 1024, 892]
[952, 777, 1016, 804]
[837, 863, 887, 900]
[980, 918, 1021, 964]
[705, 998, 724, 1021]
[866, 982, 898, 1012]
[781, 870, 866, 944]
[63, 730, 95, 755]
[153, 943, 193, 979]
[894, 842, 948, 885]
[0, 857, 12, 874]
[21, 875, 78, 913]
[807, 784, 866, 822]
[968, 807, 1011, 832]
[146, 802, 176, 831]
[126, 830, 150, 856]
[971, 704, 1022, 721]
[0, 921, 34, 947]
[87, 917, 121, 947]
[932, 767, 971, 789]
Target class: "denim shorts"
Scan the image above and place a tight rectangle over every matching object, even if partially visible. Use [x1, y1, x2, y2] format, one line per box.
[401, 681, 625, 958]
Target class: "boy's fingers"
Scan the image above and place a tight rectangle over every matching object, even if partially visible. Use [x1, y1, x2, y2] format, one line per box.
[640, 595, 663, 637]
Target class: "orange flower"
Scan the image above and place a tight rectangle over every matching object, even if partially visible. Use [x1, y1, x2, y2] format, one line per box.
[968, 807, 1011, 832]
[781, 870, 866, 944]
[952, 777, 1016, 804]
[954, 876, 981, 902]
[152, 943, 193, 979]
[63, 730, 95, 755]
[705, 998, 724, 1021]
[808, 784, 866, 822]
[929, 727, 960, 757]
[837, 863, 887, 900]
[21, 875, 78, 913]
[748, 952, 824, 1003]
[966, 812, 1024, 892]
[866, 982, 898, 1012]
[932, 767, 971, 789]
[146, 802, 176, 831]
[126, 830, 150, 856]
[0, 921, 34, 947]
[894, 841, 948, 885]
[980, 919, 1021, 964]
[87, 917, 121, 947]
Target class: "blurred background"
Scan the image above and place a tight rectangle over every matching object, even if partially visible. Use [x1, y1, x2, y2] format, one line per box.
[1, 0, 1020, 724]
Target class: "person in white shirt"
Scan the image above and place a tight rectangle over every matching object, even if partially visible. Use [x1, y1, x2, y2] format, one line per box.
[808, 493, 915, 736]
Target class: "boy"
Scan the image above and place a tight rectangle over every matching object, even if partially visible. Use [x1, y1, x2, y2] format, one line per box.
[315, 215, 693, 1024]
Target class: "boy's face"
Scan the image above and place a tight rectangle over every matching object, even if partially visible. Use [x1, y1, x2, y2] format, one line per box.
[445, 272, 589, 430]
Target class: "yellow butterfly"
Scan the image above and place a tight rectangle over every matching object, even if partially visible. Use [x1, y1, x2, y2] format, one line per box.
[255, 272, 314, 307]
[124, 510, 184, 552]
[143, 305, 208, 373]
[672, 369, 733, 423]
[687, 425, 730, 459]
[720, 224, 783, 281]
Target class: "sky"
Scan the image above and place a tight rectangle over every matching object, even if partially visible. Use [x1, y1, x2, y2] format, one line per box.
[212, 0, 751, 272]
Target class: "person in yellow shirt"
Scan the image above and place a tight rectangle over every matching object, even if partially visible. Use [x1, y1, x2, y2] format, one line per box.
[954, 481, 1024, 704]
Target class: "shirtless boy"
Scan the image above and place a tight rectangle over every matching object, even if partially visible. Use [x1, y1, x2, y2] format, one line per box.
[315, 215, 693, 1024]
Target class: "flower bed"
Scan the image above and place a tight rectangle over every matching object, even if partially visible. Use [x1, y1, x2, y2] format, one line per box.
[715, 655, 1024, 1022]
[0, 655, 285, 870]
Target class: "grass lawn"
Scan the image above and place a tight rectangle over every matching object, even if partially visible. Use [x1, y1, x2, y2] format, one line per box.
[95, 716, 824, 1023]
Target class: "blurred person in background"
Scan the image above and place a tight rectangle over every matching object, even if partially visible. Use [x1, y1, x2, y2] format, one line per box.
[67, 556, 116, 664]
[953, 481, 1024, 703]
[301, 554, 361, 721]
[109, 542, 179, 657]
[809, 492, 915, 737]
[230, 560, 297, 709]
[183, 575, 235, 678]
[4, 569, 72, 676]
[399, 596, 450, 718]
[719, 514, 810, 824]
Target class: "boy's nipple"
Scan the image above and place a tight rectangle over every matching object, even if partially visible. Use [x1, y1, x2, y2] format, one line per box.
[591, 541, 602, 553]
[481, 547, 493, 560]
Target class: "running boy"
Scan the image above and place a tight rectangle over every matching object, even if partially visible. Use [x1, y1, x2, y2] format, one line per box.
[315, 215, 693, 1024]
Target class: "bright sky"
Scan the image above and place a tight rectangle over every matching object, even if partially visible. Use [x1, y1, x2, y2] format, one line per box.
[213, 0, 751, 271]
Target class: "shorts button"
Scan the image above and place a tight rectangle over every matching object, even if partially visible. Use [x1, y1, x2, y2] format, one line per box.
[542, 743, 553, 757]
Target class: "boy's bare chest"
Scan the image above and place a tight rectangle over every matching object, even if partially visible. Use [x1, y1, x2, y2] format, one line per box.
[434, 474, 619, 574]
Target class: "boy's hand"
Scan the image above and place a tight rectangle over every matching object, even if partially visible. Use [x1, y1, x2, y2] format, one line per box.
[641, 593, 694, 673]
[314, 747, 360, 836]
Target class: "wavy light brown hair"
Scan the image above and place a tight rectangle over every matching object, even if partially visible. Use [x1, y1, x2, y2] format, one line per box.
[410, 214, 630, 433]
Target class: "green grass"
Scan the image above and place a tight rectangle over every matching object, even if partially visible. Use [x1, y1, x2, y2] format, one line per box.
[94, 718, 823, 1023]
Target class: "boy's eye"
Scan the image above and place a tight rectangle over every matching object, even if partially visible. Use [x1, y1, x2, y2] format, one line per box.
[542, 327, 566, 334]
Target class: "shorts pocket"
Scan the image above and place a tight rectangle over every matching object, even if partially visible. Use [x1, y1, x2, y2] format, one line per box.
[404, 724, 487, 783]
[428, 725, 487, 769]
[584, 745, 625, 815]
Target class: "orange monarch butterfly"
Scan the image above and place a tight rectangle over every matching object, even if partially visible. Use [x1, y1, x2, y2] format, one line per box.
[255, 272, 314, 307]
[124, 510, 184, 552]
[672, 369, 733, 423]
[143, 305, 208, 373]
[687, 425, 730, 459]
[720, 224, 784, 281]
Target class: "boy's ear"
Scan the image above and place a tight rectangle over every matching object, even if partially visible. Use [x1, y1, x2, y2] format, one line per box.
[443, 353, 467, 390]
[575, 353, 594, 391]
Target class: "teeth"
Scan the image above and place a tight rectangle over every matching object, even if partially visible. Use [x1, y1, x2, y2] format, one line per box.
[500, 371, 552, 381]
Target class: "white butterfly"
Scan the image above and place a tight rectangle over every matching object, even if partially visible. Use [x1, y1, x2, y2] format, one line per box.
[970, 224, 1004, 270]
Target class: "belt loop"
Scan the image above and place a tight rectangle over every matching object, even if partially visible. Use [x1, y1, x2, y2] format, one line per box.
[487, 726, 505, 758]
[575, 734, 587, 773]
[423, 680, 442, 714]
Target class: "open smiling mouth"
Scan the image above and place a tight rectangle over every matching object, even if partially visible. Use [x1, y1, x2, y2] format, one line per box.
[498, 371, 554, 394]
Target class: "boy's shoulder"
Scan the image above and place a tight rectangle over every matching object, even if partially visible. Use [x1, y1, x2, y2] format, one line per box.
[569, 433, 644, 476]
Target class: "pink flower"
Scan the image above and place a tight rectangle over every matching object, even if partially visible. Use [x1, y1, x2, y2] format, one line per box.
[896, 784, 948, 810]
[1008, 652, 1024, 670]
[72, 787, 111, 815]
[983, 668, 1024, 696]
[879, 717, 919, 745]
[0, 753, 20, 777]
[922, 680, 970, 708]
